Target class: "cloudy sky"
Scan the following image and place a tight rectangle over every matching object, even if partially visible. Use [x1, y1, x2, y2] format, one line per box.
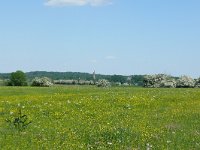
[0, 0, 200, 77]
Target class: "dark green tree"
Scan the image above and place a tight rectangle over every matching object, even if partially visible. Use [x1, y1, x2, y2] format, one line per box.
[110, 75, 126, 84]
[9, 71, 27, 86]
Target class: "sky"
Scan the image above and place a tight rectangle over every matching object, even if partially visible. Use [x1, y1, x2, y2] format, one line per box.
[0, 0, 200, 77]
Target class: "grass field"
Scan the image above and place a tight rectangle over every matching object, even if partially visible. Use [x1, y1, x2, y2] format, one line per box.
[0, 86, 200, 149]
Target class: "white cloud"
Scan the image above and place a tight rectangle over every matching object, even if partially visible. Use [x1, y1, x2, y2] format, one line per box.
[44, 0, 112, 7]
[105, 56, 117, 60]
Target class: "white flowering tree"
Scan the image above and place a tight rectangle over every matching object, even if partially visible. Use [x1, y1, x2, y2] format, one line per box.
[176, 76, 195, 88]
[143, 74, 176, 88]
[195, 77, 200, 88]
[96, 79, 111, 87]
[31, 77, 53, 87]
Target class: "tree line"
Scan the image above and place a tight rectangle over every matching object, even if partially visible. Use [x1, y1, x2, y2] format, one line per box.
[0, 71, 144, 86]
[1, 71, 199, 88]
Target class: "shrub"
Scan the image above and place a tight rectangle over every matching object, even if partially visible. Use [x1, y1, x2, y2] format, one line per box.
[176, 76, 195, 88]
[54, 80, 77, 85]
[54, 80, 94, 85]
[122, 83, 130, 86]
[78, 80, 94, 85]
[31, 77, 53, 87]
[113, 82, 122, 86]
[96, 79, 111, 87]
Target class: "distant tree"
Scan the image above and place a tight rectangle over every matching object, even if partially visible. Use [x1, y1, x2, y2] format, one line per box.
[127, 76, 132, 85]
[110, 75, 126, 84]
[131, 75, 144, 86]
[8, 71, 27, 86]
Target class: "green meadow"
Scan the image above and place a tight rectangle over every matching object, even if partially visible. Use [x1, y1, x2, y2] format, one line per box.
[0, 86, 200, 149]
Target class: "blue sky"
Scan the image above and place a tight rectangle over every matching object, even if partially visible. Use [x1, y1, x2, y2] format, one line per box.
[0, 0, 200, 77]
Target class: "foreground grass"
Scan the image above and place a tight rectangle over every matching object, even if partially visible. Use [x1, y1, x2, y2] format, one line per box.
[0, 86, 200, 149]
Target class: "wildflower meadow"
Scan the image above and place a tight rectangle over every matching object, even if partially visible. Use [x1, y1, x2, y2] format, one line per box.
[0, 86, 199, 149]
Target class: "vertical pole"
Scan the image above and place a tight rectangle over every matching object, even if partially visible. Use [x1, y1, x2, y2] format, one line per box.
[93, 70, 96, 85]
